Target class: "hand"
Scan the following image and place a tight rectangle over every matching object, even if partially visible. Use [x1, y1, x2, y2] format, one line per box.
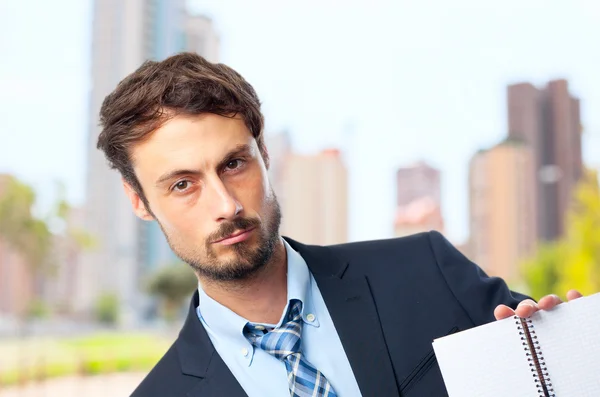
[493, 289, 583, 321]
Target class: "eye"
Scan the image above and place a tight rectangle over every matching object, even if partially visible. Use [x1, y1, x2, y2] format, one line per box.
[173, 180, 190, 191]
[225, 159, 243, 170]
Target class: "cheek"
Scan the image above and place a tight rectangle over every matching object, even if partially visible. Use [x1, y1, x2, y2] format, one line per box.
[153, 196, 209, 241]
[233, 172, 269, 215]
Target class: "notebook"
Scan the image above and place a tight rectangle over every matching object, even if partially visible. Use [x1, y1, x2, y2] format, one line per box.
[432, 292, 600, 397]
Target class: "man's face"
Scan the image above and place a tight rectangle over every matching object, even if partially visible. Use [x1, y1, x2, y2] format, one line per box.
[125, 113, 281, 281]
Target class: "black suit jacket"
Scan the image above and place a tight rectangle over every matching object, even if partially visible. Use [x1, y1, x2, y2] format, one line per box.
[131, 231, 528, 396]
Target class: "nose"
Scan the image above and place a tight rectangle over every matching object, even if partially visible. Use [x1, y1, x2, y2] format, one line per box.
[206, 176, 242, 222]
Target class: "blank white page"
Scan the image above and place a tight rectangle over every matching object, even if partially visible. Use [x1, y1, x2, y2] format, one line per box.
[529, 292, 600, 396]
[433, 316, 539, 396]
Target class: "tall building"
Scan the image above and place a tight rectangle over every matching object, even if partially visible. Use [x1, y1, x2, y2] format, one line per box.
[80, 0, 219, 321]
[277, 149, 348, 246]
[265, 131, 292, 198]
[79, 0, 146, 317]
[145, 0, 186, 61]
[396, 161, 441, 207]
[183, 14, 220, 62]
[468, 139, 537, 281]
[507, 79, 583, 241]
[394, 196, 444, 237]
[393, 161, 444, 237]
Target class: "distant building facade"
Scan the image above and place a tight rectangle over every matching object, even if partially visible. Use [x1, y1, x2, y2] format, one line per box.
[393, 161, 444, 237]
[468, 139, 537, 281]
[275, 148, 348, 246]
[507, 79, 583, 241]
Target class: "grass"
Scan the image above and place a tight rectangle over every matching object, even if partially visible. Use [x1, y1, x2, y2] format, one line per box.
[0, 332, 171, 387]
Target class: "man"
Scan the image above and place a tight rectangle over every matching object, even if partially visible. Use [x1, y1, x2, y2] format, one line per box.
[96, 52, 582, 397]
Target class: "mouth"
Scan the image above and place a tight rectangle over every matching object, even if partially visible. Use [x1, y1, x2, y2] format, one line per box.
[212, 227, 256, 246]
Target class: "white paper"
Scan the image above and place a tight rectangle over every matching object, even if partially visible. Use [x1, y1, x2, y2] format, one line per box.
[433, 316, 538, 396]
[433, 292, 600, 397]
[527, 292, 600, 396]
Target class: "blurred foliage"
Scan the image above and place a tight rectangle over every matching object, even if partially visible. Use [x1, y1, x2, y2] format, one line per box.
[0, 176, 52, 273]
[94, 292, 120, 326]
[25, 298, 51, 320]
[522, 169, 600, 300]
[0, 333, 170, 386]
[146, 263, 197, 322]
[0, 176, 96, 318]
[48, 180, 96, 250]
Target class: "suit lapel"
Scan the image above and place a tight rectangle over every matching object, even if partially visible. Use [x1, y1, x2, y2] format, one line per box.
[286, 238, 400, 397]
[177, 239, 401, 397]
[176, 291, 247, 397]
[185, 353, 247, 397]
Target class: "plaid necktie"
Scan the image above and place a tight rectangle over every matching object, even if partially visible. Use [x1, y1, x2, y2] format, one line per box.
[244, 299, 338, 397]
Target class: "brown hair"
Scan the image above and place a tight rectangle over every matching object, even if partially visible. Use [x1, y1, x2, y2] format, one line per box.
[97, 52, 266, 207]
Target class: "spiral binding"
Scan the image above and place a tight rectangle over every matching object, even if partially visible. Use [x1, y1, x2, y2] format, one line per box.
[515, 316, 555, 397]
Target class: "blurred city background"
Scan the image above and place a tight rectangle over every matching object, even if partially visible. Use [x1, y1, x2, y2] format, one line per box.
[1, 0, 599, 395]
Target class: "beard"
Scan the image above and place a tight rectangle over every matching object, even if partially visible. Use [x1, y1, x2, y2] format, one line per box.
[158, 193, 282, 282]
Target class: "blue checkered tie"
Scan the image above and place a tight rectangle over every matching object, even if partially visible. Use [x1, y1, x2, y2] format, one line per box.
[244, 299, 338, 397]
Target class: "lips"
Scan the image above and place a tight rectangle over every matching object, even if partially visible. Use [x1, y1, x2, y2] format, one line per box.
[212, 227, 255, 245]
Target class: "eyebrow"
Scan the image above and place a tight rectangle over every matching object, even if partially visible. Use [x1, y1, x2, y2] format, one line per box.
[154, 143, 253, 187]
[215, 143, 253, 171]
[155, 169, 201, 187]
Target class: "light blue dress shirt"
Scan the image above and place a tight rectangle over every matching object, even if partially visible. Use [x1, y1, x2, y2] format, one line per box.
[196, 239, 363, 397]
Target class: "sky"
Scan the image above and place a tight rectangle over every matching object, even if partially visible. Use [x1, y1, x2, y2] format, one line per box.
[0, 0, 599, 244]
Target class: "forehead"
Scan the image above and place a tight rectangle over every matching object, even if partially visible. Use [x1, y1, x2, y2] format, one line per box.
[131, 114, 254, 175]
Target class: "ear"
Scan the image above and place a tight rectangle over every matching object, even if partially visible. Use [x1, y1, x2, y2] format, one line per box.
[122, 179, 154, 221]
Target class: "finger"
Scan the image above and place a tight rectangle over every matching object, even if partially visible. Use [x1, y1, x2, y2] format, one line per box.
[494, 304, 516, 320]
[514, 299, 539, 318]
[566, 289, 583, 301]
[537, 294, 562, 311]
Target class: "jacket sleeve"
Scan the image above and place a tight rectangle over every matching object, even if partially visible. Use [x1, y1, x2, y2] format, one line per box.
[427, 230, 531, 326]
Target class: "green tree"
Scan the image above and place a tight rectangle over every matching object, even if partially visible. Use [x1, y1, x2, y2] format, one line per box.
[0, 176, 53, 274]
[0, 177, 95, 319]
[0, 176, 53, 321]
[521, 242, 566, 299]
[521, 169, 600, 299]
[95, 292, 120, 325]
[556, 169, 600, 295]
[146, 263, 197, 322]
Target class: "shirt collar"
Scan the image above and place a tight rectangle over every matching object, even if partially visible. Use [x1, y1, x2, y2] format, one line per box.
[196, 239, 319, 364]
[282, 238, 319, 327]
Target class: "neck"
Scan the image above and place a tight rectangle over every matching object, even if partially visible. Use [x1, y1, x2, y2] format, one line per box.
[199, 238, 288, 324]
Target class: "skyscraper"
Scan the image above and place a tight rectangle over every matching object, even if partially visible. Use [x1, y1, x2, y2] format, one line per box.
[468, 139, 537, 280]
[277, 149, 348, 246]
[393, 196, 444, 238]
[507, 79, 583, 241]
[79, 0, 148, 316]
[265, 131, 292, 200]
[145, 0, 186, 61]
[183, 14, 220, 62]
[396, 161, 441, 207]
[80, 0, 219, 321]
[393, 161, 444, 237]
